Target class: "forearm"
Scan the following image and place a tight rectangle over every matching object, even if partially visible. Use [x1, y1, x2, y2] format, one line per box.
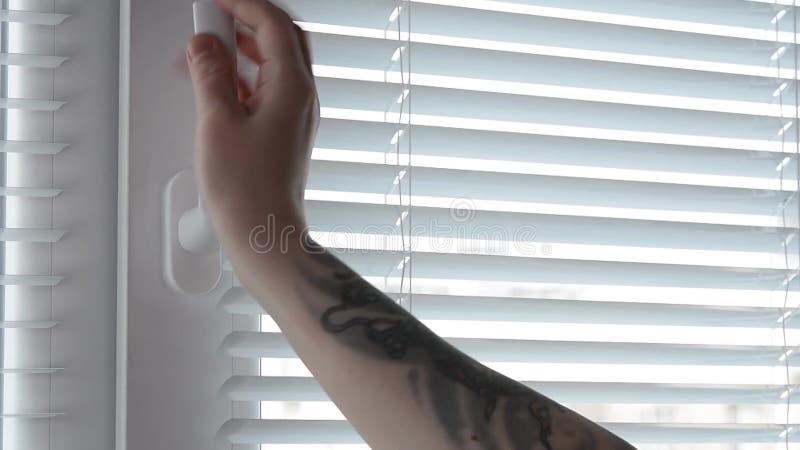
[222, 217, 636, 450]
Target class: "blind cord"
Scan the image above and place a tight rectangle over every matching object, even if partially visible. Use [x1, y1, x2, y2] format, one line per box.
[775, 6, 789, 445]
[0, 0, 6, 443]
[390, 1, 412, 312]
[789, 4, 800, 444]
[395, 1, 407, 306]
[407, 0, 413, 314]
[775, 3, 799, 446]
[49, 1, 56, 446]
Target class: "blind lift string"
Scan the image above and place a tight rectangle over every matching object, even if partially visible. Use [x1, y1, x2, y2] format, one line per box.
[776, 2, 799, 446]
[407, 0, 413, 314]
[390, 1, 412, 312]
[789, 3, 800, 444]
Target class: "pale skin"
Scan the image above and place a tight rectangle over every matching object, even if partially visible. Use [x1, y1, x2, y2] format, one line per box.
[185, 1, 638, 449]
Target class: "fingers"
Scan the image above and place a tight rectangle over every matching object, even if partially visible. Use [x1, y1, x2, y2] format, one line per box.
[237, 27, 313, 92]
[293, 24, 313, 74]
[237, 76, 253, 103]
[236, 31, 265, 64]
[186, 33, 244, 121]
[214, 0, 316, 120]
[215, 0, 306, 71]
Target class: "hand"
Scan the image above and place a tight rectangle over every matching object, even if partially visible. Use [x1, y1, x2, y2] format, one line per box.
[185, 0, 318, 250]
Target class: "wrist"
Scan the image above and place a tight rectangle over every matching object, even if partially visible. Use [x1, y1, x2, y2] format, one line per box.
[205, 193, 306, 255]
[217, 206, 312, 300]
[245, 210, 308, 257]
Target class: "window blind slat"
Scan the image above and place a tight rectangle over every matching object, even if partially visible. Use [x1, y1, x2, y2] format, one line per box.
[359, 275, 793, 309]
[0, 228, 66, 242]
[0, 368, 61, 375]
[0, 321, 57, 329]
[316, 78, 795, 151]
[308, 33, 798, 117]
[338, 252, 795, 295]
[218, 418, 800, 445]
[287, 0, 800, 78]
[221, 331, 800, 367]
[220, 289, 799, 329]
[0, 97, 64, 111]
[747, 0, 797, 7]
[284, 0, 800, 42]
[312, 146, 798, 192]
[305, 161, 795, 228]
[0, 53, 66, 68]
[405, 0, 798, 43]
[306, 234, 792, 271]
[320, 106, 791, 154]
[221, 375, 800, 405]
[0, 275, 63, 286]
[314, 119, 798, 189]
[0, 187, 61, 198]
[1, 413, 63, 419]
[0, 9, 67, 25]
[307, 190, 792, 229]
[305, 202, 790, 259]
[218, 418, 361, 445]
[0, 140, 67, 154]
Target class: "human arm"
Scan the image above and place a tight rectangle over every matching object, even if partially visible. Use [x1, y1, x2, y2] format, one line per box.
[185, 1, 638, 449]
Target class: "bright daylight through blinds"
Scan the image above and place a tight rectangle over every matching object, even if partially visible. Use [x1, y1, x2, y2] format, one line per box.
[1, 1, 68, 450]
[215, 0, 800, 449]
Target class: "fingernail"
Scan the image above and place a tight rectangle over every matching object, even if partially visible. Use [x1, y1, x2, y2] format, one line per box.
[188, 35, 217, 62]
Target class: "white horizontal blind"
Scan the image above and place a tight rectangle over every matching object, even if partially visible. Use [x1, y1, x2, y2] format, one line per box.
[2, 1, 67, 449]
[216, 1, 800, 449]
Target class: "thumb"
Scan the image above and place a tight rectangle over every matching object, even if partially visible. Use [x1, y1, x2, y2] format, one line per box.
[186, 33, 242, 120]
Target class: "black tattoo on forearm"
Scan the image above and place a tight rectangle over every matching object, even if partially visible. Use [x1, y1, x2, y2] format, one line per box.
[297, 236, 635, 450]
